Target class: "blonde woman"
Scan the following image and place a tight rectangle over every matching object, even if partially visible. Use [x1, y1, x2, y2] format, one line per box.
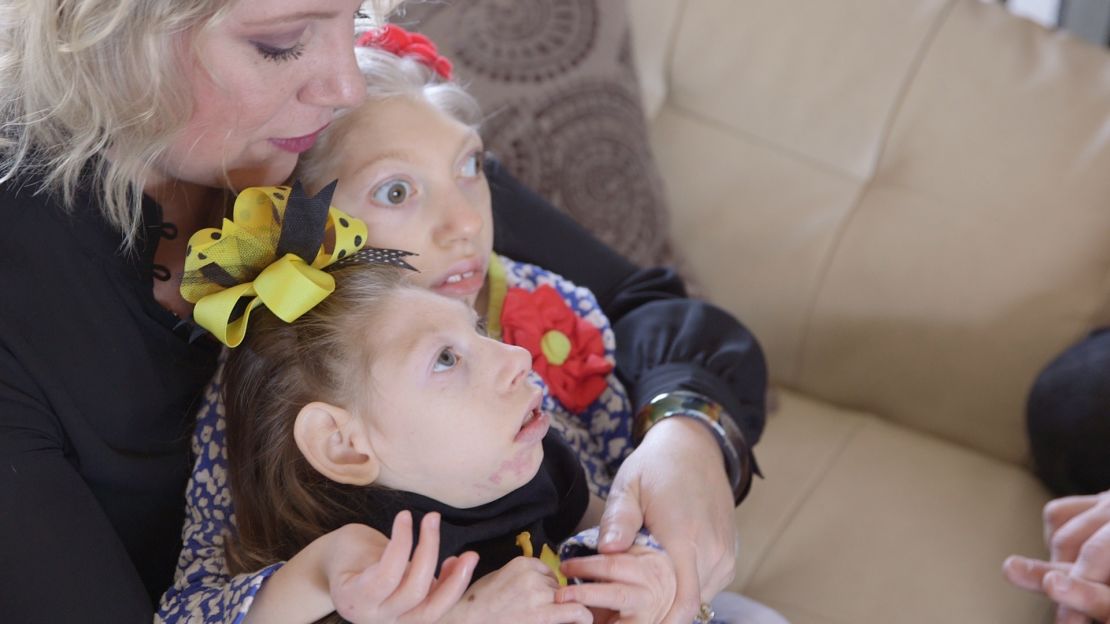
[0, 2, 767, 622]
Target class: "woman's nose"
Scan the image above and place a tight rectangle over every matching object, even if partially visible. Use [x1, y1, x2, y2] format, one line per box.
[301, 39, 366, 109]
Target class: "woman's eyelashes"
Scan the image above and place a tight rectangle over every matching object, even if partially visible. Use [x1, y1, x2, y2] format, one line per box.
[371, 179, 415, 206]
[253, 41, 305, 62]
[433, 347, 459, 372]
[249, 25, 309, 63]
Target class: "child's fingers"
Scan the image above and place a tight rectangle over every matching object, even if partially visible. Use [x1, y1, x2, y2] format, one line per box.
[404, 551, 478, 622]
[383, 512, 441, 611]
[555, 580, 652, 615]
[372, 511, 416, 595]
[1044, 571, 1110, 622]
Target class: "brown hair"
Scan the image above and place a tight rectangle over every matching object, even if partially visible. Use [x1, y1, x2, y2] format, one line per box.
[223, 264, 409, 580]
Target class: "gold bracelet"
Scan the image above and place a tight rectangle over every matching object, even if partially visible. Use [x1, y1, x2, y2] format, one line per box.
[633, 390, 754, 505]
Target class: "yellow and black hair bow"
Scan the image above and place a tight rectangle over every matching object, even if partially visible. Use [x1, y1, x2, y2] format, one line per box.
[180, 180, 415, 347]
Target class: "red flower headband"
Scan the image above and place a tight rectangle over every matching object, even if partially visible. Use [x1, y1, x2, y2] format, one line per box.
[356, 24, 453, 80]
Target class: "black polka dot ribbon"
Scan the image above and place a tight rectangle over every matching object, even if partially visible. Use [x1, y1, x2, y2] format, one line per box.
[178, 179, 404, 347]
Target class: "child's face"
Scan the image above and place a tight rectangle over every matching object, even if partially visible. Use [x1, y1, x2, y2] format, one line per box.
[326, 96, 493, 308]
[361, 288, 549, 508]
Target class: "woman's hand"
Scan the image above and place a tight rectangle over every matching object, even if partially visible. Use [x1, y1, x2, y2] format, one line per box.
[441, 556, 593, 624]
[556, 545, 677, 624]
[598, 417, 737, 624]
[1003, 491, 1110, 623]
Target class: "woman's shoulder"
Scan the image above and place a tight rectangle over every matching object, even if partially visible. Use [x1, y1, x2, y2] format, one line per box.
[0, 173, 120, 258]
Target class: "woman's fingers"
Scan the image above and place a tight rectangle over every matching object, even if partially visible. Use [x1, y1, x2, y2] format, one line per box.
[1045, 571, 1110, 623]
[659, 544, 701, 624]
[525, 602, 595, 624]
[1072, 520, 1110, 583]
[1045, 496, 1102, 544]
[1051, 501, 1110, 564]
[1002, 555, 1072, 592]
[557, 581, 652, 614]
[597, 480, 644, 554]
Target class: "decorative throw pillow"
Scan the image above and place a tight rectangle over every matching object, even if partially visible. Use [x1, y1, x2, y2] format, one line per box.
[399, 0, 674, 268]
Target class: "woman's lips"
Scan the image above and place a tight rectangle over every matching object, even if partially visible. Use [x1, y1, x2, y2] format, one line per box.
[270, 124, 329, 154]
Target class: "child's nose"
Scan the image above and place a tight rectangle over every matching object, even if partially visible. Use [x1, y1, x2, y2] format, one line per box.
[499, 343, 533, 391]
[434, 192, 482, 245]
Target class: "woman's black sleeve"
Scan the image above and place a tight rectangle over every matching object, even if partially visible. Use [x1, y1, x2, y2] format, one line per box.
[0, 343, 153, 623]
[488, 161, 768, 457]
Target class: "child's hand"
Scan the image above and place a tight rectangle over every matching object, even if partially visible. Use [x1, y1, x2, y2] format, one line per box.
[442, 556, 593, 624]
[324, 511, 477, 624]
[555, 545, 677, 624]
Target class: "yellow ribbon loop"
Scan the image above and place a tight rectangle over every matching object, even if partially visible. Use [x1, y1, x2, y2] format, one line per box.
[180, 182, 369, 347]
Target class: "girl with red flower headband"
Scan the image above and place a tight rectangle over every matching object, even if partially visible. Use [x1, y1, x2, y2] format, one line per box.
[157, 16, 780, 624]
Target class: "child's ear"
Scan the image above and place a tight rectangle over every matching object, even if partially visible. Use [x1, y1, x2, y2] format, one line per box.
[293, 402, 380, 485]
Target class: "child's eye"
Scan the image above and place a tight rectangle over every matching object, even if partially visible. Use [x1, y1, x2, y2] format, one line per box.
[433, 347, 458, 372]
[475, 317, 489, 337]
[459, 151, 484, 179]
[372, 180, 414, 205]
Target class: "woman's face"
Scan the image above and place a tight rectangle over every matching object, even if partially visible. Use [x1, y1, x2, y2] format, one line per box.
[324, 96, 494, 308]
[156, 0, 367, 191]
[362, 288, 548, 508]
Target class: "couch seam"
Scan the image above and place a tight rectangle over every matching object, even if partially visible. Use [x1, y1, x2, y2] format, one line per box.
[662, 103, 862, 183]
[790, 0, 962, 385]
[662, 0, 691, 102]
[738, 412, 868, 589]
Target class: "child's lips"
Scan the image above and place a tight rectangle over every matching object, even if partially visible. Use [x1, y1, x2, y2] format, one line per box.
[433, 258, 486, 298]
[514, 407, 549, 445]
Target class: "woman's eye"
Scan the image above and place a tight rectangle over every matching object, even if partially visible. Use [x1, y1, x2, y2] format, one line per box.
[433, 347, 458, 372]
[252, 41, 306, 63]
[460, 152, 484, 179]
[372, 180, 414, 205]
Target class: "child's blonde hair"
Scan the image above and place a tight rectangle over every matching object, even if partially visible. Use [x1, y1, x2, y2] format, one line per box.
[294, 44, 483, 193]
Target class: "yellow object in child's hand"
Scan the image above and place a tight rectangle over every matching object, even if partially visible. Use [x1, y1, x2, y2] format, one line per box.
[515, 531, 567, 586]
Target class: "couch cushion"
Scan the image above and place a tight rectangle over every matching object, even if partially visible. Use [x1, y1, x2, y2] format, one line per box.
[403, 0, 673, 267]
[737, 389, 1052, 624]
[642, 0, 1110, 461]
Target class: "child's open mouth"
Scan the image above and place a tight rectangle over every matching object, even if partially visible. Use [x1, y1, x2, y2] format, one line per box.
[514, 396, 549, 444]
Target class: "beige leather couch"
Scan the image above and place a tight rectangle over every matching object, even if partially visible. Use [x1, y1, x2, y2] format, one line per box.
[628, 2, 1110, 623]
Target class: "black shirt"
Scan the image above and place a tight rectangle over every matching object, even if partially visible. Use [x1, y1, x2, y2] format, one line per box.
[360, 433, 589, 581]
[0, 164, 766, 622]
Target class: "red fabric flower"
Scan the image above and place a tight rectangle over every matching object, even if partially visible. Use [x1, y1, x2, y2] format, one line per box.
[501, 285, 613, 412]
[356, 24, 453, 80]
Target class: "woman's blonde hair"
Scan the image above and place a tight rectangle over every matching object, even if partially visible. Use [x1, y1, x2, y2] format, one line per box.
[294, 44, 483, 192]
[0, 0, 235, 248]
[0, 0, 405, 250]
